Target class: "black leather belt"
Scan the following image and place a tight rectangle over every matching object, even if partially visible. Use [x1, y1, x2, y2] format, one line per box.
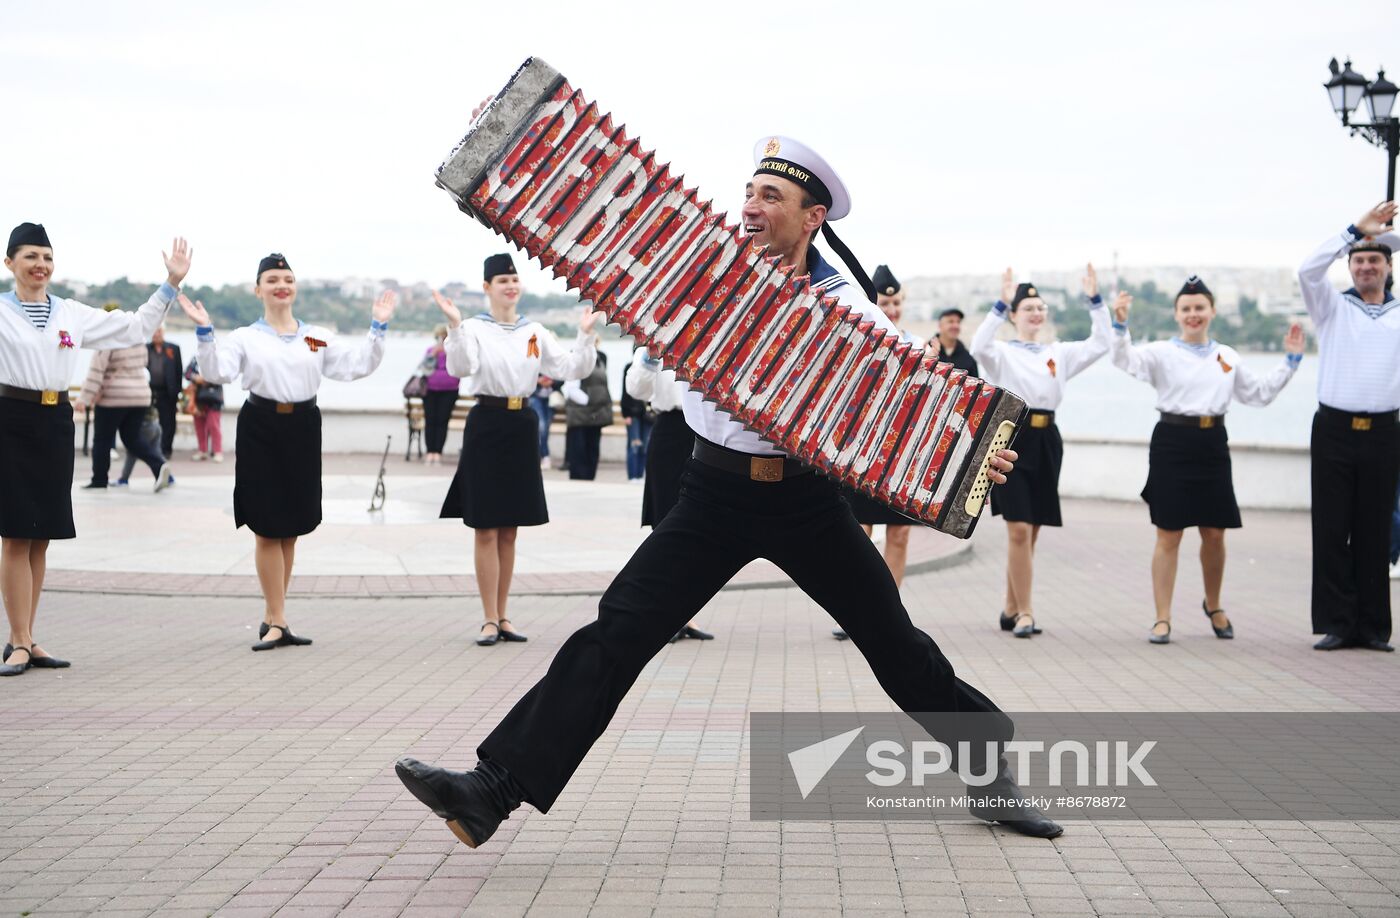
[1026, 410, 1055, 429]
[1160, 412, 1225, 429]
[247, 393, 317, 414]
[474, 394, 527, 410]
[1318, 404, 1399, 432]
[0, 384, 68, 406]
[691, 437, 811, 482]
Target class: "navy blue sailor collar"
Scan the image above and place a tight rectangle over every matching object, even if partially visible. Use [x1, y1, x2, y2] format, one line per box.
[1341, 287, 1396, 310]
[804, 244, 848, 294]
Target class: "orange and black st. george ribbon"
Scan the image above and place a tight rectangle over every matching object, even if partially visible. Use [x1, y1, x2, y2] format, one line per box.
[527, 334, 540, 358]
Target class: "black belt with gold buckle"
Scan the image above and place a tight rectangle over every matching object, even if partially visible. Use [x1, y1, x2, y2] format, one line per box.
[1027, 410, 1055, 429]
[691, 437, 811, 482]
[1159, 412, 1224, 429]
[0, 384, 68, 406]
[247, 393, 317, 414]
[1318, 404, 1398, 432]
[474, 394, 527, 410]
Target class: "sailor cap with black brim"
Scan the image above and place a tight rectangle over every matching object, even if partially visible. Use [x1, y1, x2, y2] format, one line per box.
[752, 135, 877, 302]
[1349, 231, 1399, 259]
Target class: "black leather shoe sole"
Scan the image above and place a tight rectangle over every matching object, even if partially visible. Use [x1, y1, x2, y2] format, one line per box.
[1313, 634, 1348, 650]
[498, 632, 528, 643]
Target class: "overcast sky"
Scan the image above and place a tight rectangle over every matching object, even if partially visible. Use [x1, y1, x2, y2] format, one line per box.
[5, 0, 1397, 296]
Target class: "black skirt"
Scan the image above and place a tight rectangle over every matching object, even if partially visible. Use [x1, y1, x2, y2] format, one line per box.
[1141, 420, 1242, 530]
[441, 403, 548, 528]
[0, 398, 76, 540]
[641, 409, 694, 527]
[234, 400, 323, 538]
[991, 421, 1063, 527]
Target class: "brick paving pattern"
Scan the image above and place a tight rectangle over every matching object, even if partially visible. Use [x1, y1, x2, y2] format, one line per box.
[1, 489, 1397, 916]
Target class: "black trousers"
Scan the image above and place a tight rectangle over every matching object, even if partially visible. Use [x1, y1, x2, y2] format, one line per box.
[90, 406, 164, 486]
[1311, 411, 1399, 642]
[478, 457, 1010, 812]
[422, 390, 458, 454]
[566, 426, 602, 480]
[153, 393, 178, 458]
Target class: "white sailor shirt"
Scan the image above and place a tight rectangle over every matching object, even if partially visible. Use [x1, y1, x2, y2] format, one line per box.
[195, 317, 387, 403]
[626, 346, 685, 412]
[445, 313, 596, 396]
[0, 283, 176, 391]
[681, 245, 911, 456]
[970, 294, 1111, 411]
[1299, 226, 1400, 413]
[1111, 332, 1300, 416]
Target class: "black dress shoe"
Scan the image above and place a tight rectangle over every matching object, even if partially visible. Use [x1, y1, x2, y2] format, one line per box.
[1149, 621, 1171, 645]
[968, 760, 1063, 839]
[1360, 639, 1395, 652]
[681, 626, 713, 640]
[9, 644, 71, 669]
[0, 645, 32, 677]
[497, 619, 528, 642]
[832, 629, 849, 641]
[1012, 615, 1038, 638]
[395, 757, 523, 848]
[1000, 611, 1042, 634]
[1202, 601, 1234, 639]
[476, 622, 500, 647]
[252, 622, 313, 651]
[1313, 634, 1349, 651]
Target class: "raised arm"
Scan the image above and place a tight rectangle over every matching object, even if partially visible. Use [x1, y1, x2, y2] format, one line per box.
[78, 238, 191, 350]
[1106, 292, 1157, 383]
[537, 305, 601, 381]
[322, 292, 395, 382]
[1300, 202, 1398, 328]
[433, 291, 483, 377]
[1232, 323, 1304, 407]
[179, 294, 245, 385]
[1058, 263, 1112, 380]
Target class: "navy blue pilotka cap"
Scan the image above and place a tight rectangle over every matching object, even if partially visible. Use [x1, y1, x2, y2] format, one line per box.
[7, 222, 50, 258]
[484, 253, 518, 281]
[257, 253, 292, 282]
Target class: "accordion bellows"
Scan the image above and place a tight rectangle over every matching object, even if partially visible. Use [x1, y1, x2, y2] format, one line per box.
[436, 57, 1025, 537]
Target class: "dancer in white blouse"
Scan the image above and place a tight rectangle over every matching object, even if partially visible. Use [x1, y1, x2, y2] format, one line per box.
[433, 254, 599, 647]
[1111, 277, 1302, 644]
[971, 264, 1116, 638]
[177, 254, 395, 652]
[1, 224, 191, 677]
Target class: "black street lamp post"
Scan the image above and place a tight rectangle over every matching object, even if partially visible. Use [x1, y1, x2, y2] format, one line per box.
[1325, 58, 1399, 200]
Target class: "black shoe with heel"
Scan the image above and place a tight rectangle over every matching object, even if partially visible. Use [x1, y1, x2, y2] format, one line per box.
[395, 757, 524, 848]
[0, 645, 31, 677]
[497, 619, 528, 643]
[1202, 601, 1233, 639]
[1000, 611, 1042, 635]
[1149, 620, 1171, 645]
[4, 643, 67, 669]
[252, 622, 313, 652]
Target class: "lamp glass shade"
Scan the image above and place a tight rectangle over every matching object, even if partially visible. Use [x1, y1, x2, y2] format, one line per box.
[1341, 61, 1370, 114]
[1365, 70, 1397, 121]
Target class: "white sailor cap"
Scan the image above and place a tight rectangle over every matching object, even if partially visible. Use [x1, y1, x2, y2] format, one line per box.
[1350, 230, 1399, 258]
[752, 136, 851, 221]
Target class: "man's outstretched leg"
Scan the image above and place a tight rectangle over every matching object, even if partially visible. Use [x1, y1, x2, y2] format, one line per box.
[766, 484, 1062, 839]
[398, 471, 752, 845]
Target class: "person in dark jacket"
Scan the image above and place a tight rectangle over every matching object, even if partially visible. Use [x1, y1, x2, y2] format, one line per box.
[562, 347, 611, 480]
[935, 307, 979, 376]
[147, 326, 183, 458]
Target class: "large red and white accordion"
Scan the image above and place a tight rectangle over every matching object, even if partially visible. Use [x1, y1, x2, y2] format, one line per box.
[436, 58, 1025, 537]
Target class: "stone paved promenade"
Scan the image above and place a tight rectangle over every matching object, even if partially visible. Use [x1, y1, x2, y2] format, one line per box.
[1, 455, 1397, 917]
